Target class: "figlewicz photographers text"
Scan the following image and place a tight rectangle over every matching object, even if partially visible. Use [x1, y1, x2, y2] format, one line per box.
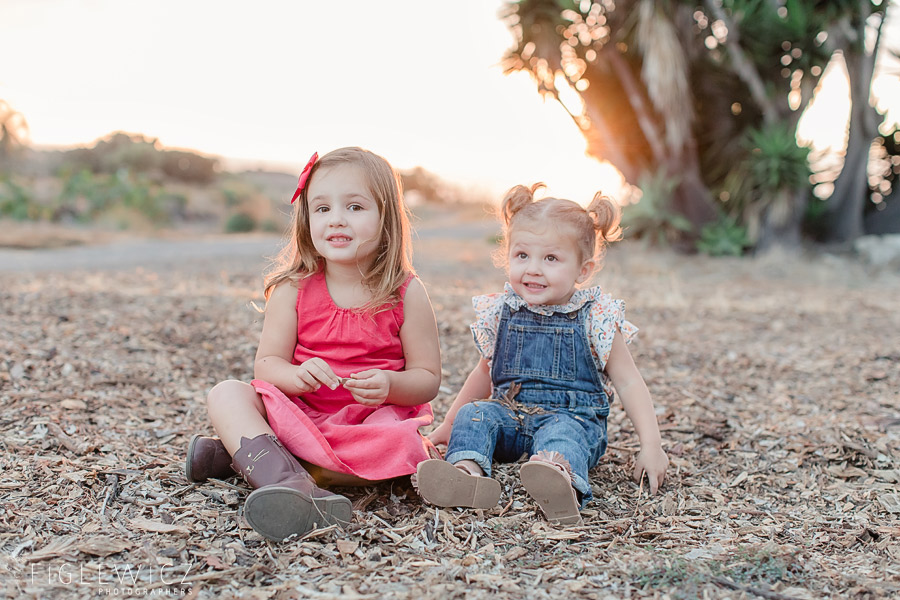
[30, 561, 194, 596]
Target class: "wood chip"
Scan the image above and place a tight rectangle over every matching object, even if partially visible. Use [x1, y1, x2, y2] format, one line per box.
[129, 518, 191, 535]
[77, 536, 132, 557]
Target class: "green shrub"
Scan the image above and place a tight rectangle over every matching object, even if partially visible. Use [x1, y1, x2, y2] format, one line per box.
[57, 169, 179, 225]
[60, 132, 219, 184]
[622, 170, 693, 245]
[225, 212, 256, 233]
[222, 188, 241, 208]
[260, 219, 280, 233]
[0, 177, 35, 220]
[697, 217, 750, 256]
[161, 150, 217, 184]
[721, 121, 812, 242]
[744, 123, 811, 193]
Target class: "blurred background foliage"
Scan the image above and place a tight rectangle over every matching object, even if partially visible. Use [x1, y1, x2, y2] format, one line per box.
[0, 129, 476, 236]
[2, 1, 899, 255]
[502, 0, 899, 254]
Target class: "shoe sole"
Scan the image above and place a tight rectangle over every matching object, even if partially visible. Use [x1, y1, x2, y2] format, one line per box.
[519, 461, 581, 525]
[244, 487, 352, 542]
[415, 459, 500, 508]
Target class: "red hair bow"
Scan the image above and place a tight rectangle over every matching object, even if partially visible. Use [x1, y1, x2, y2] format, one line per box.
[290, 152, 318, 204]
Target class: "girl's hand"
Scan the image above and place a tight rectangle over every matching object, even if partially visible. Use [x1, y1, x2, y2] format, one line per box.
[293, 358, 340, 393]
[633, 445, 669, 495]
[427, 421, 452, 447]
[342, 369, 390, 406]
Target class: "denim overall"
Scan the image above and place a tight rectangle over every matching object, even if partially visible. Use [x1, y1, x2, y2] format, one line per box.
[445, 301, 610, 507]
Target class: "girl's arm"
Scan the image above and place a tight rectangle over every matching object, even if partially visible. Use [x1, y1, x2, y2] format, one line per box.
[254, 281, 341, 395]
[605, 329, 669, 494]
[427, 356, 491, 446]
[344, 278, 441, 406]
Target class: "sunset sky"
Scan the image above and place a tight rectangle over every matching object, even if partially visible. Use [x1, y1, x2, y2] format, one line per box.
[1, 1, 896, 204]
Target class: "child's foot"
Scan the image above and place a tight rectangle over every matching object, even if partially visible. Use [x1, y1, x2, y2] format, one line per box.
[519, 452, 581, 525]
[414, 459, 500, 509]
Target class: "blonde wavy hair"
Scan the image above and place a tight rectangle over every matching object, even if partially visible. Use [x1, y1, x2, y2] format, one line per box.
[495, 183, 622, 271]
[264, 147, 414, 313]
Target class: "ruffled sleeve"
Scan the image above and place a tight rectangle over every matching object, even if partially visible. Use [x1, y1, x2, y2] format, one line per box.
[469, 292, 505, 361]
[587, 291, 638, 373]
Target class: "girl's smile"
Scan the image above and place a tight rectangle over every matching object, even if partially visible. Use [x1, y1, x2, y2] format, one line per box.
[325, 234, 353, 247]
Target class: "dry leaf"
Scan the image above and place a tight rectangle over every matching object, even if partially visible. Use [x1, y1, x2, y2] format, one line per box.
[729, 470, 749, 487]
[872, 469, 900, 483]
[205, 555, 227, 570]
[826, 465, 868, 479]
[878, 493, 900, 514]
[23, 536, 79, 563]
[130, 518, 191, 535]
[77, 536, 131, 557]
[502, 546, 528, 561]
[60, 399, 87, 410]
[337, 539, 359, 556]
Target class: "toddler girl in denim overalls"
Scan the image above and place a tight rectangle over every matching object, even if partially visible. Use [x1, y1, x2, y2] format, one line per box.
[416, 184, 669, 525]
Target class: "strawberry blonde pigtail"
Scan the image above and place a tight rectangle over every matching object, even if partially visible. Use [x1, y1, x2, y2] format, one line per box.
[501, 183, 542, 226]
[586, 192, 622, 263]
[587, 192, 623, 243]
[494, 183, 543, 268]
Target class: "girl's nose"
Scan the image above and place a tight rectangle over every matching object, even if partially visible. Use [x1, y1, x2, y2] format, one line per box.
[328, 208, 348, 226]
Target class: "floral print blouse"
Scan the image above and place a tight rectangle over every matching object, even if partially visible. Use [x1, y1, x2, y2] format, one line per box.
[471, 283, 638, 398]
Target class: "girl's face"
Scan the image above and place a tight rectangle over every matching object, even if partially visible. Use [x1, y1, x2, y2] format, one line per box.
[306, 163, 381, 270]
[507, 223, 594, 306]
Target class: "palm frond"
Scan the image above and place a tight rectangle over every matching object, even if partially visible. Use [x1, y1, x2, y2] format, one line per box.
[636, 0, 693, 152]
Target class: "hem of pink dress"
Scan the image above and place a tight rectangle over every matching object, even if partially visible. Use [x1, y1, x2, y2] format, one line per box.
[251, 379, 434, 481]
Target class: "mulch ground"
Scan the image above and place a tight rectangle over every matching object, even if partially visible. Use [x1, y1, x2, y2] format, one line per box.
[1, 230, 899, 599]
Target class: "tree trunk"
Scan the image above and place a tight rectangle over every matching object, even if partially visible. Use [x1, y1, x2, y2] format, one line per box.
[755, 188, 807, 251]
[826, 119, 872, 242]
[864, 191, 900, 234]
[823, 4, 884, 243]
[667, 140, 718, 230]
[578, 52, 718, 232]
[864, 190, 900, 235]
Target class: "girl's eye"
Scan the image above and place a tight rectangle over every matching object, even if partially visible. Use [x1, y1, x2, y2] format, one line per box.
[348, 203, 363, 212]
[314, 205, 329, 213]
[546, 255, 558, 262]
[516, 252, 528, 260]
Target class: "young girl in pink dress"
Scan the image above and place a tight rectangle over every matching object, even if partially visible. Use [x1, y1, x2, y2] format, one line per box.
[184, 147, 442, 541]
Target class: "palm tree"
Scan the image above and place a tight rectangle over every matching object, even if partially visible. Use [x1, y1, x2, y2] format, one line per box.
[500, 0, 876, 249]
[501, 0, 718, 233]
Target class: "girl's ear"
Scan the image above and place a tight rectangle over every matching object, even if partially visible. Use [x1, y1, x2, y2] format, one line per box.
[576, 259, 596, 284]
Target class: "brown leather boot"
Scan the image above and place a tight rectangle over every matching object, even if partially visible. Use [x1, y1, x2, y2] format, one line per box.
[231, 434, 352, 541]
[185, 435, 236, 483]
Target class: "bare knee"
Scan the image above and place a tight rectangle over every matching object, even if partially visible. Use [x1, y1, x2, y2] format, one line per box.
[207, 380, 262, 416]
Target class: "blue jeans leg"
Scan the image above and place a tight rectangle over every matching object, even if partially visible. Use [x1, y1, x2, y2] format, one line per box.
[531, 411, 605, 507]
[445, 401, 527, 477]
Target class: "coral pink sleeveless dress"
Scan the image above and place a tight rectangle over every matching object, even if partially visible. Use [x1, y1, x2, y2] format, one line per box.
[251, 271, 436, 481]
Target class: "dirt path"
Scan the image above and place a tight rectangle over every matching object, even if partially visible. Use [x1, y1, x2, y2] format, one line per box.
[0, 235, 282, 273]
[1, 220, 899, 599]
[0, 214, 497, 273]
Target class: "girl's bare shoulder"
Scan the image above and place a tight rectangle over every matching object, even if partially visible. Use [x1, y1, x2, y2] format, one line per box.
[403, 276, 433, 305]
[266, 279, 302, 309]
